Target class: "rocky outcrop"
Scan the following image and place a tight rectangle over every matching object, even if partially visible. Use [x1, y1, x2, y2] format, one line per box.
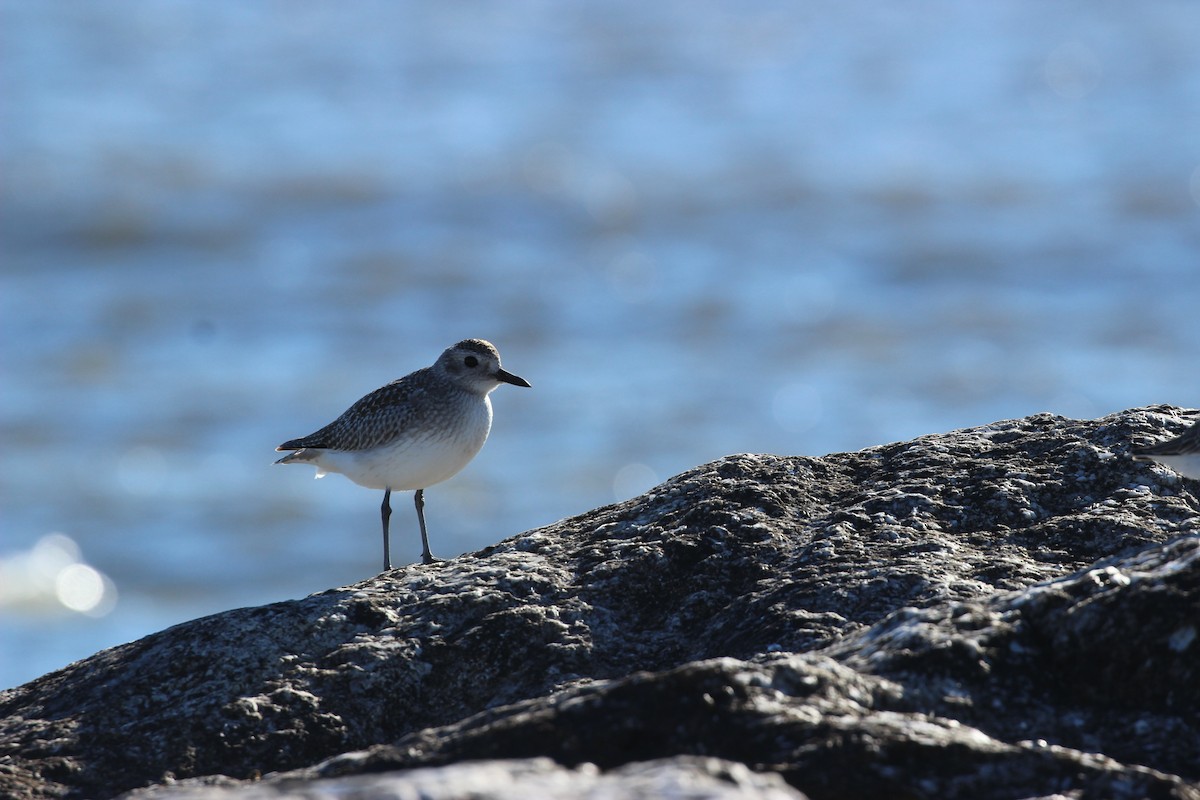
[2, 406, 1198, 800]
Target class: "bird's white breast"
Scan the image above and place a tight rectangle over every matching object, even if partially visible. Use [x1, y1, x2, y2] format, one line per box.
[309, 395, 494, 491]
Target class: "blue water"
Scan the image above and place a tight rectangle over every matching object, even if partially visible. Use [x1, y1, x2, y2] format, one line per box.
[2, 1, 1198, 690]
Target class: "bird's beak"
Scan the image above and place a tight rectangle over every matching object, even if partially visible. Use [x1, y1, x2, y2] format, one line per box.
[496, 368, 531, 388]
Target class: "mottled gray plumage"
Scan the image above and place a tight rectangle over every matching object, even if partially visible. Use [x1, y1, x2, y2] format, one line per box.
[278, 369, 465, 452]
[278, 339, 508, 453]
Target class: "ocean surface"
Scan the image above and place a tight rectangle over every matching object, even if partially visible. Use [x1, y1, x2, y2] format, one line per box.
[2, 1, 1198, 690]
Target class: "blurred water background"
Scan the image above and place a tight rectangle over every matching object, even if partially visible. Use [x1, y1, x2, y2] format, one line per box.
[2, 1, 1198, 690]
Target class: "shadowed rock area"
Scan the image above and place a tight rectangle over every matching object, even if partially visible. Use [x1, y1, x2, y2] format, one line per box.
[2, 406, 1198, 800]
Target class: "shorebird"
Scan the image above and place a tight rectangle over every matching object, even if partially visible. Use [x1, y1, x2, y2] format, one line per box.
[276, 339, 530, 569]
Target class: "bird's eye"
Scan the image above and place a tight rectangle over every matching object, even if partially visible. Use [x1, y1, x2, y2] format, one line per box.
[464, 356, 479, 368]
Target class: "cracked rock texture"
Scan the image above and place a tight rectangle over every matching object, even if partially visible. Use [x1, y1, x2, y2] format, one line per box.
[2, 405, 1198, 800]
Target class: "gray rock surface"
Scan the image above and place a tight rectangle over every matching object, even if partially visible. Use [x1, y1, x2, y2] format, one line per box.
[2, 405, 1198, 800]
[122, 757, 807, 800]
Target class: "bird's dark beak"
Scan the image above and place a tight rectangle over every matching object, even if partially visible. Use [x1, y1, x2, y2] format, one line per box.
[496, 368, 531, 388]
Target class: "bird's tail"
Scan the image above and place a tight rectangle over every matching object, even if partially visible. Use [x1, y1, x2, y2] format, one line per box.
[274, 448, 327, 477]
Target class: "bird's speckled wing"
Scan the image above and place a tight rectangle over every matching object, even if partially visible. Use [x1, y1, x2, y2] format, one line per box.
[278, 368, 449, 452]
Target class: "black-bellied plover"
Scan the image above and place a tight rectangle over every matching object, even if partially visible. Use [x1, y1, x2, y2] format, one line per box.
[276, 339, 530, 570]
[1131, 415, 1200, 480]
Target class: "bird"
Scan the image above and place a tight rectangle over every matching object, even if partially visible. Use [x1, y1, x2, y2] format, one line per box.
[275, 339, 530, 570]
[1131, 415, 1200, 480]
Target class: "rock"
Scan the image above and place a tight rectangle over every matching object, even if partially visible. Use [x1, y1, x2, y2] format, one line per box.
[120, 757, 809, 800]
[2, 405, 1198, 800]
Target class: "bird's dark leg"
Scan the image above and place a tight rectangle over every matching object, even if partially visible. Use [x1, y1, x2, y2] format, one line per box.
[380, 489, 392, 572]
[414, 489, 437, 565]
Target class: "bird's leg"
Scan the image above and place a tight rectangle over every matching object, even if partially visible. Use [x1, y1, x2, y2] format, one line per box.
[380, 489, 392, 572]
[414, 489, 437, 564]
